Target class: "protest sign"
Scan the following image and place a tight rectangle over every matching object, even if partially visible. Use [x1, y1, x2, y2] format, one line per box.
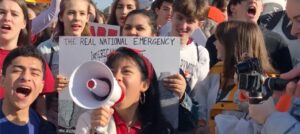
[59, 36, 181, 130]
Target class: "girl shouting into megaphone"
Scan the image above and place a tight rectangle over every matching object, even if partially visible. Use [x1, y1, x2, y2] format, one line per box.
[76, 47, 174, 134]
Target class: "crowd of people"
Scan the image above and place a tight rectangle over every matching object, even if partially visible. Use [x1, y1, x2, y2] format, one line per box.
[0, 0, 299, 134]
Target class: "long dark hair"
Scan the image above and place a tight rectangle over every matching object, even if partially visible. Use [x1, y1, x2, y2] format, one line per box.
[107, 0, 139, 26]
[0, 0, 31, 46]
[106, 47, 173, 134]
[124, 9, 158, 35]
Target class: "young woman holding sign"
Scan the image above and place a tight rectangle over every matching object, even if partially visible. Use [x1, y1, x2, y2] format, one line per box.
[86, 9, 199, 132]
[122, 10, 188, 106]
[38, 0, 91, 88]
[36, 0, 91, 129]
[76, 47, 174, 134]
[75, 10, 175, 133]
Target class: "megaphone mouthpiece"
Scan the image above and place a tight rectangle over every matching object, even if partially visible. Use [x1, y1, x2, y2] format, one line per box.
[86, 78, 111, 98]
[87, 79, 96, 89]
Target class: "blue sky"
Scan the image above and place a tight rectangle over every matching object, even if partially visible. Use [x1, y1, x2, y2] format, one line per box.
[92, 0, 113, 10]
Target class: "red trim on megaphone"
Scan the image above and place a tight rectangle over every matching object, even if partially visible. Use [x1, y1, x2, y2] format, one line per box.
[86, 78, 111, 99]
[114, 89, 125, 106]
[87, 79, 96, 89]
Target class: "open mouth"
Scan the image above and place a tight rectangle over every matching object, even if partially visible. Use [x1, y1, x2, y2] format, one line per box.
[247, 6, 256, 16]
[166, 16, 172, 21]
[120, 16, 126, 23]
[121, 16, 126, 20]
[1, 25, 11, 30]
[71, 24, 81, 29]
[15, 87, 31, 97]
[177, 29, 188, 35]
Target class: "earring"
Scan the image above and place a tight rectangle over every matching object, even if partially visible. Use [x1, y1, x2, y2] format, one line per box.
[139, 92, 146, 104]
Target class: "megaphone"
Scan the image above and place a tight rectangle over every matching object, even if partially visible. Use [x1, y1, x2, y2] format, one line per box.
[69, 61, 124, 109]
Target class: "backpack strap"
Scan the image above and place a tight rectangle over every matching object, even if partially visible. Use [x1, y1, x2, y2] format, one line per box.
[209, 62, 223, 74]
[209, 85, 240, 134]
[208, 63, 240, 134]
[195, 43, 200, 62]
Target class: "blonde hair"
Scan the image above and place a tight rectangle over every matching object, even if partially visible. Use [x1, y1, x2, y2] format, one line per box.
[53, 0, 91, 42]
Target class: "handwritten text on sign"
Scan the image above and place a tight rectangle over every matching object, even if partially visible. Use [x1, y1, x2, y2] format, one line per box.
[61, 37, 177, 61]
[59, 36, 180, 99]
[59, 36, 180, 129]
[62, 37, 176, 46]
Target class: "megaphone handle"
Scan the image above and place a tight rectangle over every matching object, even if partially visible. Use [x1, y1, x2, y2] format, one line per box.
[95, 105, 113, 134]
[96, 126, 106, 134]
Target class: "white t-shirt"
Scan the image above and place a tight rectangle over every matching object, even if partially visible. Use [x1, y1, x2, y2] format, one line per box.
[180, 41, 210, 91]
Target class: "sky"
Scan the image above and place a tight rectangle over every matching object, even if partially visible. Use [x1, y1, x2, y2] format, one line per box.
[92, 0, 113, 10]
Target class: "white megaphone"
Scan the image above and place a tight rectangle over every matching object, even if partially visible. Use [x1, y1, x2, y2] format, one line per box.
[69, 61, 124, 133]
[69, 60, 124, 109]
